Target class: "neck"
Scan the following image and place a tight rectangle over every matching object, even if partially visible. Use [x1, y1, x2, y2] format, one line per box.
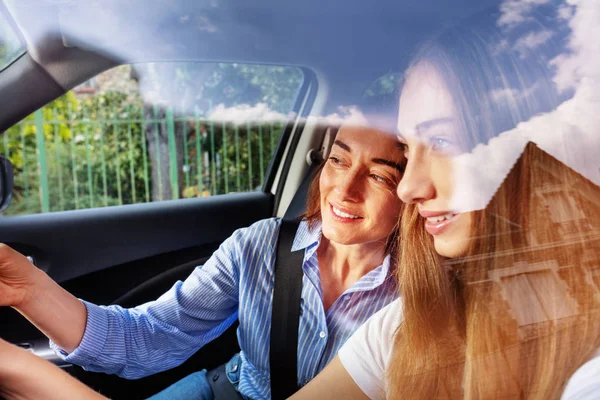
[318, 238, 387, 278]
[316, 237, 388, 310]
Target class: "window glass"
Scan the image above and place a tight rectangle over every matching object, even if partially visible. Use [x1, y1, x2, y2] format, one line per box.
[0, 10, 25, 71]
[1, 63, 303, 215]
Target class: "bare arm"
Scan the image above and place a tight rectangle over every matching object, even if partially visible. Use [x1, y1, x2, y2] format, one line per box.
[0, 244, 87, 353]
[289, 356, 369, 400]
[0, 339, 106, 400]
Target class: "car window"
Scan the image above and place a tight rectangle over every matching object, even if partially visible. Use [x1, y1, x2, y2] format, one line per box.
[0, 9, 24, 71]
[0, 62, 303, 215]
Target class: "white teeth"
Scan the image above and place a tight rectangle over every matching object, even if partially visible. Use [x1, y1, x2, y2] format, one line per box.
[426, 213, 455, 223]
[332, 206, 360, 219]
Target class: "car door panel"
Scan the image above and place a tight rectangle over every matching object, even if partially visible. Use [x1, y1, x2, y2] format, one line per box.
[0, 191, 273, 282]
[0, 191, 271, 398]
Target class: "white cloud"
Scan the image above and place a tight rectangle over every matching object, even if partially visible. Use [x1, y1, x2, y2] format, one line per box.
[208, 103, 289, 124]
[319, 105, 370, 127]
[489, 87, 522, 104]
[316, 105, 399, 134]
[514, 29, 554, 57]
[209, 104, 397, 134]
[550, 0, 600, 92]
[557, 4, 575, 20]
[489, 80, 541, 106]
[452, 0, 600, 213]
[497, 0, 550, 27]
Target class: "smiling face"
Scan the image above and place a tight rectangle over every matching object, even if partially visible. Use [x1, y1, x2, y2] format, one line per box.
[319, 125, 404, 249]
[396, 62, 473, 258]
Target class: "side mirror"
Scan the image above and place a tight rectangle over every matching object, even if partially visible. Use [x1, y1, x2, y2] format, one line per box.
[0, 156, 14, 213]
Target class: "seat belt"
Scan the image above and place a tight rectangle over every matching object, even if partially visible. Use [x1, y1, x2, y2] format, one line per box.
[270, 149, 332, 398]
[270, 126, 337, 399]
[270, 217, 304, 400]
[204, 217, 305, 400]
[270, 168, 318, 400]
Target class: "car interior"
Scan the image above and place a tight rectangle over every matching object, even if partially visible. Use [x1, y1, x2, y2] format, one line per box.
[0, 0, 505, 398]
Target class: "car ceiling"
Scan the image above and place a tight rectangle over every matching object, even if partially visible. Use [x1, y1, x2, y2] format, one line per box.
[0, 0, 502, 131]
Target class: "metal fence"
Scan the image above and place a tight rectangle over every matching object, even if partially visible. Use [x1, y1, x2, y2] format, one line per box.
[1, 104, 282, 216]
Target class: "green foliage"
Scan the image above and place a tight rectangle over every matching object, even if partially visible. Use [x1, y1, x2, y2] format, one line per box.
[203, 64, 303, 112]
[189, 121, 282, 196]
[1, 94, 284, 216]
[0, 62, 300, 216]
[1, 91, 148, 215]
[363, 72, 402, 98]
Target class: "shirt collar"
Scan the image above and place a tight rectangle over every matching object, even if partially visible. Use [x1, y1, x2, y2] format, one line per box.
[372, 253, 393, 286]
[291, 219, 322, 253]
[291, 219, 395, 287]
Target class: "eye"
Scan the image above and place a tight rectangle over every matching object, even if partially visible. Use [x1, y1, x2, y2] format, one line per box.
[370, 173, 396, 186]
[397, 140, 409, 153]
[397, 141, 409, 160]
[328, 156, 343, 165]
[429, 137, 452, 152]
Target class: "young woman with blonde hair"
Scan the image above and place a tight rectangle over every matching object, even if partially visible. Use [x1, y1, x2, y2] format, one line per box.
[292, 5, 600, 399]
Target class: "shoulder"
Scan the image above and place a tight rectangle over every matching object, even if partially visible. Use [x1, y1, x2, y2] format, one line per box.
[244, 217, 282, 234]
[337, 298, 403, 400]
[562, 350, 600, 400]
[229, 217, 282, 245]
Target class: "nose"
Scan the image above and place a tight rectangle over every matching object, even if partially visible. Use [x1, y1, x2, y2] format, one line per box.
[396, 145, 435, 204]
[334, 169, 362, 202]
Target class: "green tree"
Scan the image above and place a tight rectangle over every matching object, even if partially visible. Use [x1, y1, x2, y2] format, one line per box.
[1, 62, 303, 215]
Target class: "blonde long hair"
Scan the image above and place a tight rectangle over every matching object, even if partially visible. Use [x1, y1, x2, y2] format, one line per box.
[387, 10, 600, 400]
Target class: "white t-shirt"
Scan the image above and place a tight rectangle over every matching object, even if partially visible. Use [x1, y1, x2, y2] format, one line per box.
[338, 298, 600, 400]
[338, 298, 402, 399]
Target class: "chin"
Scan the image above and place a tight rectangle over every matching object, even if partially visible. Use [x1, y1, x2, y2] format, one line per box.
[322, 230, 352, 245]
[433, 237, 470, 259]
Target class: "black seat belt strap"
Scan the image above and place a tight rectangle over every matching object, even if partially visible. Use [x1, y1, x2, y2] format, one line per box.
[270, 218, 304, 399]
[270, 128, 336, 399]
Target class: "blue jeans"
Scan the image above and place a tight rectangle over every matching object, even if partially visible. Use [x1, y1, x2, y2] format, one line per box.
[147, 353, 243, 400]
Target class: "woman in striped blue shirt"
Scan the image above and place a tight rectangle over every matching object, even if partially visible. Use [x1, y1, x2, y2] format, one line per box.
[0, 122, 406, 399]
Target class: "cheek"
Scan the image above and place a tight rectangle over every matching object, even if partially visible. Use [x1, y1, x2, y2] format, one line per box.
[374, 191, 403, 228]
[319, 169, 332, 202]
[454, 212, 474, 255]
[430, 155, 455, 205]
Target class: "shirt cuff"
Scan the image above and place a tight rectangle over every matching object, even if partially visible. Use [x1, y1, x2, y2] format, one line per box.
[50, 300, 110, 366]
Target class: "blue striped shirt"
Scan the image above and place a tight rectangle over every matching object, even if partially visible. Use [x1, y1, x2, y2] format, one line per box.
[51, 218, 398, 399]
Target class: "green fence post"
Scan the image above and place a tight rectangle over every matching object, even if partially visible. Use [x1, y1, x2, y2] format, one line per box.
[210, 118, 216, 195]
[53, 110, 64, 211]
[83, 107, 94, 208]
[246, 122, 253, 191]
[195, 111, 203, 196]
[166, 107, 179, 200]
[153, 105, 162, 201]
[34, 110, 50, 213]
[113, 106, 123, 206]
[258, 124, 264, 184]
[127, 106, 137, 204]
[20, 123, 30, 213]
[68, 104, 79, 210]
[140, 107, 150, 203]
[222, 121, 229, 194]
[183, 115, 190, 190]
[99, 109, 108, 207]
[235, 124, 241, 192]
